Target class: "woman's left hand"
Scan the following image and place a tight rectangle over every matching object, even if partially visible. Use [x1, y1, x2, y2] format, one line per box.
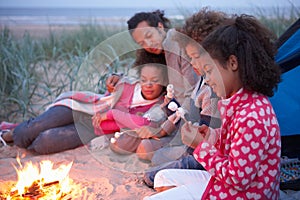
[92, 112, 107, 128]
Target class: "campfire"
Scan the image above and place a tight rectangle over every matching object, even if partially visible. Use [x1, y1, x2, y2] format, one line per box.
[2, 158, 84, 199]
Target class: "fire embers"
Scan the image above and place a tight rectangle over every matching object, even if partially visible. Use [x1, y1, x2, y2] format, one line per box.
[2, 158, 85, 200]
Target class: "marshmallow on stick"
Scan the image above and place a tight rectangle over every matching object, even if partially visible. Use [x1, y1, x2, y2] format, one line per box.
[110, 131, 123, 144]
[166, 84, 174, 99]
[167, 101, 187, 122]
[168, 101, 178, 112]
[177, 107, 186, 121]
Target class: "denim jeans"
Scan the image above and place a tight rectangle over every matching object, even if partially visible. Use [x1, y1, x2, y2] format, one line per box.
[13, 106, 96, 154]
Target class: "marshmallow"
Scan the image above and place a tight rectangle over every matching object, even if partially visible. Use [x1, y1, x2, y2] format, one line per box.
[110, 138, 116, 144]
[167, 84, 174, 91]
[177, 107, 185, 118]
[166, 84, 174, 99]
[114, 132, 123, 138]
[168, 101, 178, 112]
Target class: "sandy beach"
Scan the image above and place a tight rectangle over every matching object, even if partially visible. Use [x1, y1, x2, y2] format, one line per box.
[0, 23, 156, 199]
[2, 21, 300, 200]
[2, 136, 300, 200]
[0, 139, 156, 199]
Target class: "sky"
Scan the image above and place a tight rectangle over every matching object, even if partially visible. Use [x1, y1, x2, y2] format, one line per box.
[0, 0, 299, 8]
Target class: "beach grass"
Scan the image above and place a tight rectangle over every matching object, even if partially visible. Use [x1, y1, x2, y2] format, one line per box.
[0, 6, 299, 122]
[0, 24, 133, 121]
[254, 4, 300, 37]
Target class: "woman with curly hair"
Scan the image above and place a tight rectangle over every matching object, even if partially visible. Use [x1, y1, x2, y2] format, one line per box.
[145, 14, 281, 200]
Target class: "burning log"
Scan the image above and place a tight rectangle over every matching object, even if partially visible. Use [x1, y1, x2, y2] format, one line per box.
[2, 159, 85, 199]
[8, 180, 67, 199]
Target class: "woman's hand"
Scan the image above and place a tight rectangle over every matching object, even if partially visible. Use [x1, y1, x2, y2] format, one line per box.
[92, 112, 107, 128]
[181, 122, 209, 149]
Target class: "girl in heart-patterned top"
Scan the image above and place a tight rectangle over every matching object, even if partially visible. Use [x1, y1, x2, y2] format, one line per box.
[144, 15, 282, 200]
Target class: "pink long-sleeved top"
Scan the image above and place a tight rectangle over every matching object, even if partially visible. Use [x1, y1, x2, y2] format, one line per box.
[94, 82, 165, 135]
[194, 88, 281, 200]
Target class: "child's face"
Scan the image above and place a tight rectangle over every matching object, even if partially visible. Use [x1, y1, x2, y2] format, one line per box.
[132, 21, 166, 55]
[140, 65, 165, 100]
[201, 54, 242, 99]
[185, 43, 204, 76]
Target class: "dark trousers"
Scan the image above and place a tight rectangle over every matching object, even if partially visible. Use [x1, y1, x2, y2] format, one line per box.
[13, 106, 96, 154]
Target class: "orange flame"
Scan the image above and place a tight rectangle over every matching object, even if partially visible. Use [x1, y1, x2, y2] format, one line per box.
[4, 158, 85, 199]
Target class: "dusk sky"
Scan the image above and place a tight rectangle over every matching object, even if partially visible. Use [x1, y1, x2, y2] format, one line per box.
[0, 0, 298, 8]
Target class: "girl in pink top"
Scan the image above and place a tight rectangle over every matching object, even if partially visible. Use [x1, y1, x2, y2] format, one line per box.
[92, 80, 164, 135]
[10, 52, 169, 155]
[92, 56, 168, 135]
[145, 14, 282, 200]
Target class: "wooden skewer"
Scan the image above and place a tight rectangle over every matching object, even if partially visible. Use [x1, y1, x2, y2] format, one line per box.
[151, 136, 160, 141]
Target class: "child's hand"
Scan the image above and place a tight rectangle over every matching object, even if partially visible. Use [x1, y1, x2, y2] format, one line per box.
[181, 122, 208, 149]
[106, 74, 120, 93]
[162, 96, 171, 107]
[92, 112, 107, 128]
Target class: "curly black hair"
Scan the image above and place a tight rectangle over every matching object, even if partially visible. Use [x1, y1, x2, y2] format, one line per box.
[176, 8, 229, 48]
[134, 49, 168, 85]
[127, 10, 171, 34]
[201, 14, 281, 97]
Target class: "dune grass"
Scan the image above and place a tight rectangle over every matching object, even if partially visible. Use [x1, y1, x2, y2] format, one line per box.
[254, 4, 300, 37]
[0, 24, 134, 121]
[0, 6, 299, 122]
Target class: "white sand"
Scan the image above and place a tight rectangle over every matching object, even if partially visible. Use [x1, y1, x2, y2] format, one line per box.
[0, 24, 156, 199]
[0, 143, 156, 199]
